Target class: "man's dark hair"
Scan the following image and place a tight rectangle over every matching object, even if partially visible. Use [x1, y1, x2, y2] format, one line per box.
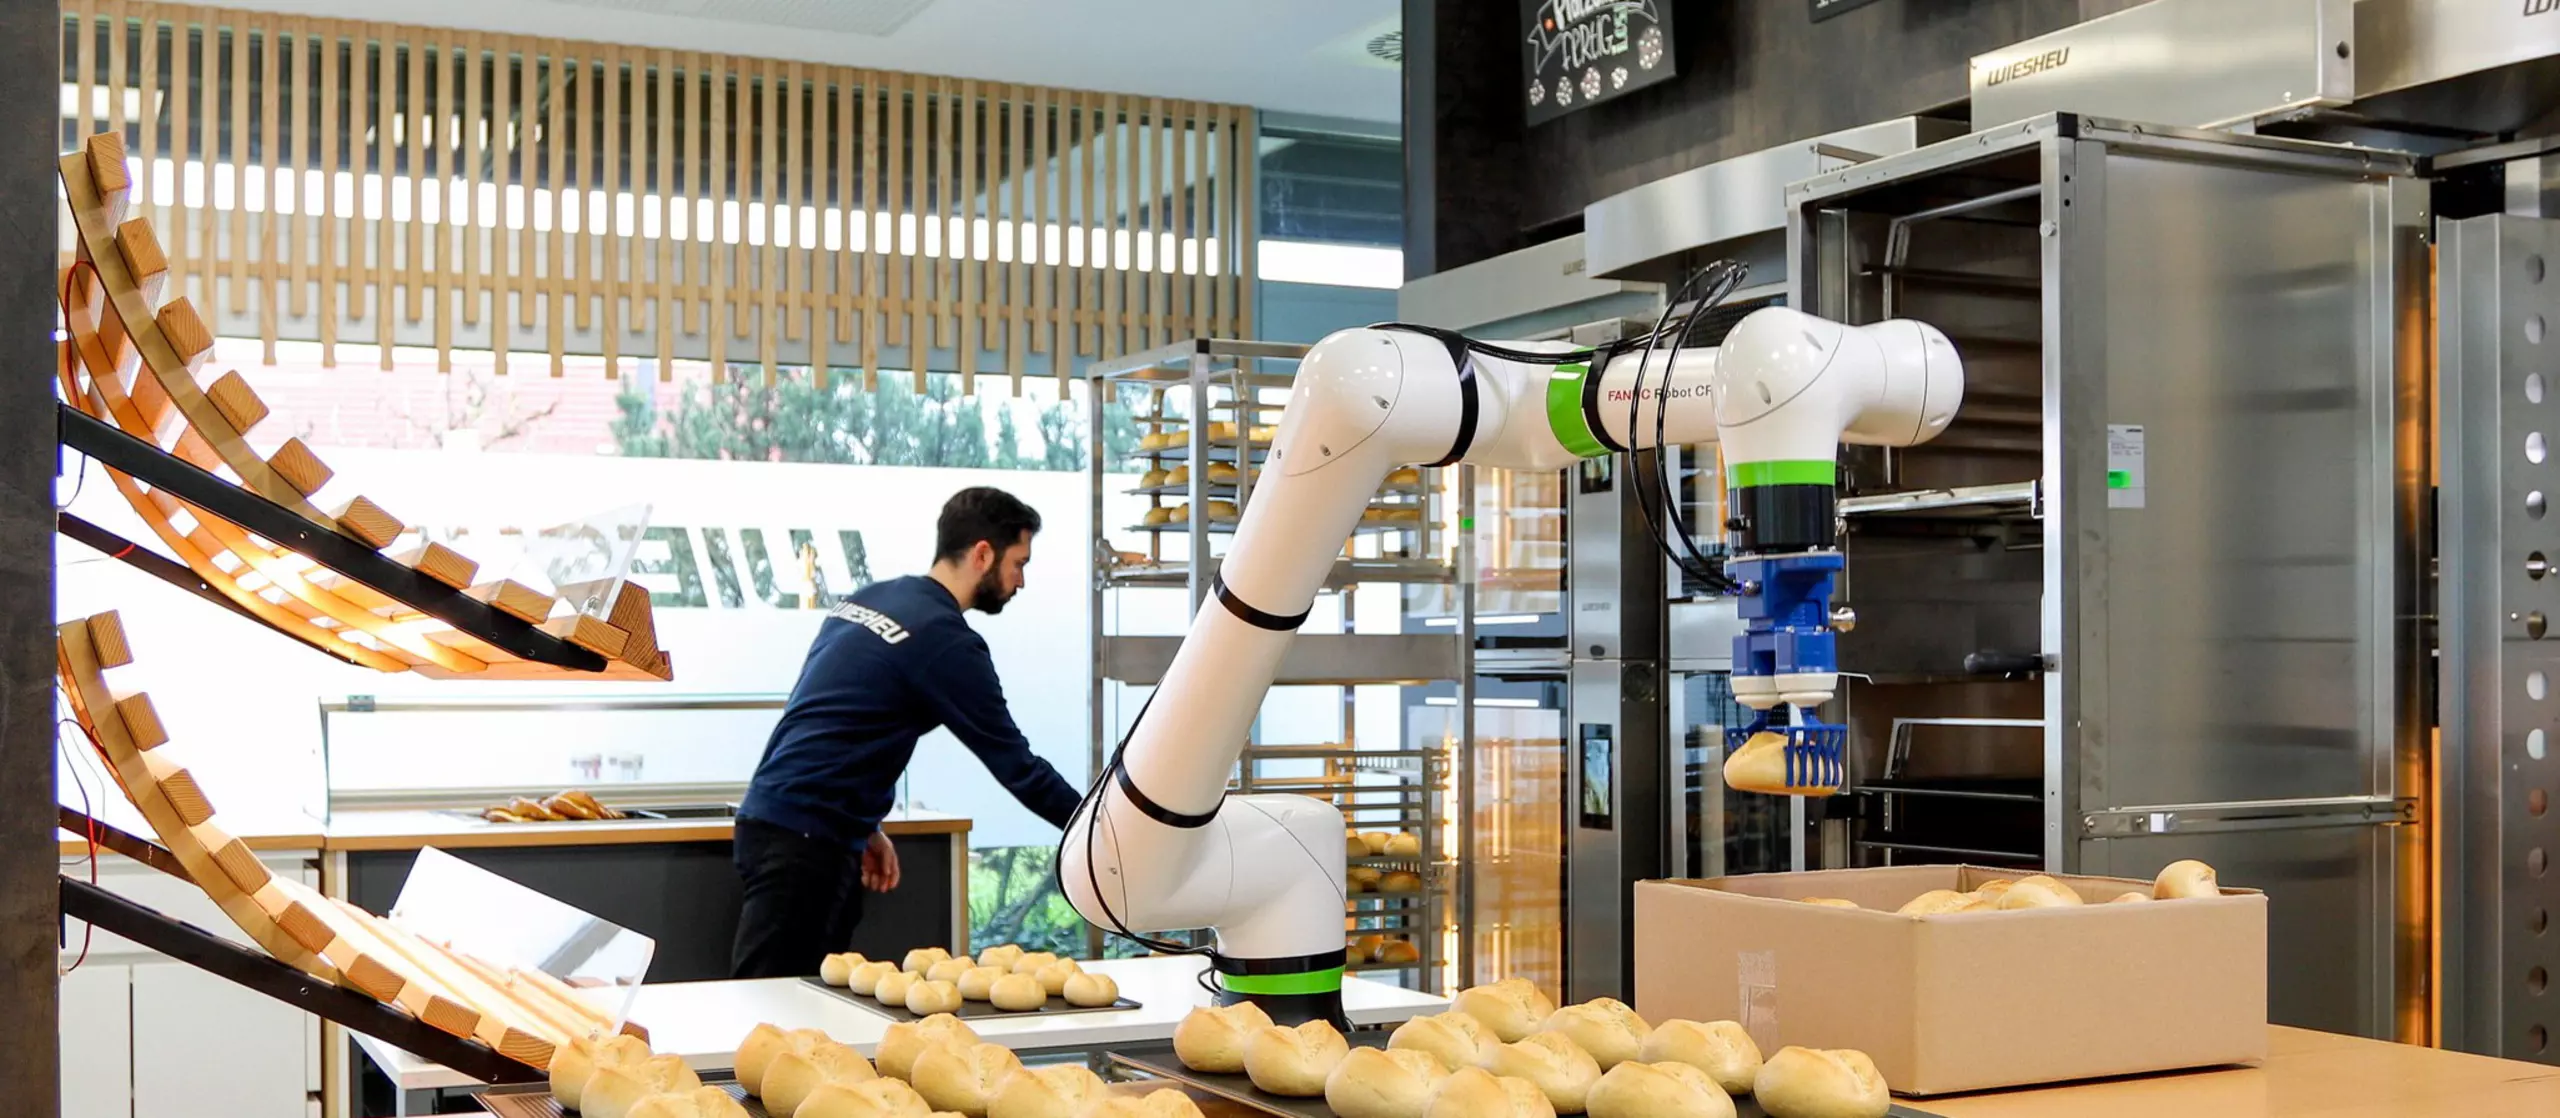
[935, 487, 1043, 563]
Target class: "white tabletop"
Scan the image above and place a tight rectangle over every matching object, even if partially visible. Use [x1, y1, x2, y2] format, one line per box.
[355, 955, 1449, 1092]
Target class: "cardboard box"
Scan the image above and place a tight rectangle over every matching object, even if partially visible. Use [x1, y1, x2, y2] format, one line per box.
[1633, 865, 2266, 1096]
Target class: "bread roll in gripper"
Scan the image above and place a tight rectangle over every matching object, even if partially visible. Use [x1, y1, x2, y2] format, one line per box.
[550, 1031, 650, 1108]
[1478, 1032, 1602, 1114]
[1424, 1067, 1557, 1118]
[1752, 1047, 1889, 1118]
[1324, 1046, 1452, 1118]
[909, 1041, 1022, 1117]
[1173, 1001, 1273, 1073]
[986, 1064, 1110, 1118]
[1638, 1020, 1760, 1095]
[876, 1013, 980, 1080]
[2154, 859, 2221, 899]
[1454, 978, 1558, 1042]
[989, 973, 1047, 1011]
[1720, 731, 1841, 796]
[1586, 1061, 1737, 1118]
[1244, 1019, 1352, 1097]
[1537, 998, 1651, 1070]
[764, 1042, 877, 1117]
[581, 1054, 703, 1118]
[1391, 1009, 1491, 1070]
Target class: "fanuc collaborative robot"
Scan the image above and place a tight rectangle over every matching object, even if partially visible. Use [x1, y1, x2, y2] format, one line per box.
[1061, 297, 1964, 1024]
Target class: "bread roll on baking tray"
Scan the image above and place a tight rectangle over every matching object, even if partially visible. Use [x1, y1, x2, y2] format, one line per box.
[876, 1013, 980, 1080]
[1391, 1009, 1492, 1071]
[1063, 971, 1121, 1008]
[957, 965, 1006, 1001]
[798, 1078, 932, 1118]
[1454, 978, 1558, 1042]
[1638, 1019, 1761, 1095]
[1244, 1019, 1352, 1097]
[910, 1041, 1023, 1117]
[1752, 1047, 1889, 1118]
[821, 952, 869, 986]
[1325, 1046, 1452, 1118]
[976, 944, 1026, 971]
[1479, 1032, 1602, 1114]
[1173, 1001, 1273, 1073]
[1080, 1088, 1206, 1118]
[582, 1053, 703, 1118]
[626, 1086, 754, 1118]
[1034, 959, 1083, 996]
[550, 1031, 651, 1108]
[762, 1041, 876, 1117]
[1538, 998, 1651, 1070]
[1587, 1061, 1737, 1118]
[1425, 1067, 1557, 1118]
[735, 1024, 833, 1095]
[903, 947, 953, 974]
[989, 973, 1048, 1012]
[1011, 951, 1060, 975]
[850, 960, 903, 996]
[986, 1064, 1110, 1118]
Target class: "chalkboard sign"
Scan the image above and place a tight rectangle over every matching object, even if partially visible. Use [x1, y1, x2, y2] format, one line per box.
[1809, 0, 1888, 21]
[1522, 0, 1676, 125]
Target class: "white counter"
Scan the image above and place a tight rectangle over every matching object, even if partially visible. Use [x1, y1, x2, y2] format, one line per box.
[357, 955, 1449, 1094]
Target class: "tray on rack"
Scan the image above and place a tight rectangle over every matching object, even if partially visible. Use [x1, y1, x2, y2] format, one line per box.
[479, 1081, 766, 1118]
[1105, 1043, 1949, 1118]
[798, 977, 1140, 1021]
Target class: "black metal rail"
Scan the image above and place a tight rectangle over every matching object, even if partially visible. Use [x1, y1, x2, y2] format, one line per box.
[59, 875, 544, 1085]
[56, 404, 603, 670]
[56, 512, 370, 667]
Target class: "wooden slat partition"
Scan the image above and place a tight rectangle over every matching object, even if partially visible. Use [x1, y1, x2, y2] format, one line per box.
[60, 4, 1257, 391]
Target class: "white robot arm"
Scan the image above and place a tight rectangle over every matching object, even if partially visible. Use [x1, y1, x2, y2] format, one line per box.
[1060, 307, 1961, 1023]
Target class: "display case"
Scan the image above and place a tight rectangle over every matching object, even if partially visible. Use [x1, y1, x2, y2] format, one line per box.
[1085, 339, 1472, 992]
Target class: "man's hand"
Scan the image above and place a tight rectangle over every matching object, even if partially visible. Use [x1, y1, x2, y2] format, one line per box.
[861, 830, 902, 892]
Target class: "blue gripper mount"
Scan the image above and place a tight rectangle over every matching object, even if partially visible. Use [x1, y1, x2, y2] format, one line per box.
[1728, 552, 1849, 791]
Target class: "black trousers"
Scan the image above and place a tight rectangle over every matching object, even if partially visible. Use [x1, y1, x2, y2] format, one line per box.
[730, 815, 867, 979]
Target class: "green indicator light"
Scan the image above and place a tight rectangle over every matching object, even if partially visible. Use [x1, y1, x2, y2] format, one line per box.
[2108, 470, 2132, 489]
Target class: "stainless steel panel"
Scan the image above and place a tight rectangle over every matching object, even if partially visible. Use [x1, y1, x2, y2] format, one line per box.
[2437, 214, 2560, 1065]
[1666, 600, 1741, 665]
[1969, 0, 2355, 131]
[1583, 118, 1961, 282]
[1563, 659, 1665, 1005]
[1395, 234, 1660, 335]
[2355, 0, 2560, 99]
[2083, 150, 2390, 809]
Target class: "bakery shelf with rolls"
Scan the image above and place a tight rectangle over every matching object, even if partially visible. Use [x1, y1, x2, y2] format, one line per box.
[1086, 339, 1476, 993]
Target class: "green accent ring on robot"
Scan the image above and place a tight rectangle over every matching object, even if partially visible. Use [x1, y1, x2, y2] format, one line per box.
[1729, 460, 1837, 488]
[1218, 967, 1346, 996]
[1545, 364, 1610, 459]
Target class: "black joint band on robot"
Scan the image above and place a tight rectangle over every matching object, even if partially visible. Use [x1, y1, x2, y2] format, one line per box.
[1214, 576, 1310, 631]
[1367, 322, 1478, 467]
[1116, 766, 1219, 829]
[1582, 341, 1628, 453]
[1214, 949, 1359, 976]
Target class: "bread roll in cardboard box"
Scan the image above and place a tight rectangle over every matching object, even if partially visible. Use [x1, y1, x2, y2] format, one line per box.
[1632, 865, 2267, 1095]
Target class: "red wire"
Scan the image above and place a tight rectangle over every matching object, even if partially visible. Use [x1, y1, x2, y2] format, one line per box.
[57, 717, 102, 975]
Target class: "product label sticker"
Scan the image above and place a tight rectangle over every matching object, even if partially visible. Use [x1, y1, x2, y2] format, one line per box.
[2107, 424, 2146, 509]
[1738, 950, 1779, 1055]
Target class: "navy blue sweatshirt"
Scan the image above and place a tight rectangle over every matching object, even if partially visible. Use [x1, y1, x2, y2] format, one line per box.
[741, 575, 1085, 847]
